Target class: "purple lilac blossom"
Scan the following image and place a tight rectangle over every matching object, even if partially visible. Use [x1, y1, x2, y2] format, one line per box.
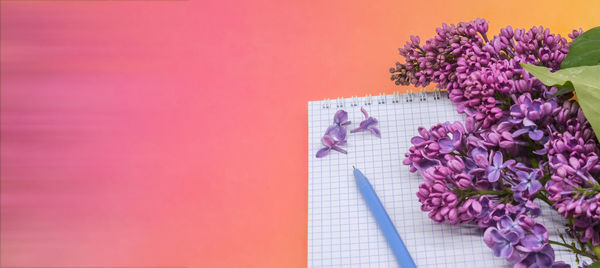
[513, 170, 543, 196]
[573, 218, 600, 246]
[399, 19, 594, 266]
[518, 223, 549, 252]
[391, 19, 571, 128]
[316, 110, 351, 158]
[485, 151, 515, 182]
[498, 215, 525, 238]
[315, 135, 347, 158]
[545, 100, 600, 246]
[351, 107, 381, 138]
[514, 244, 556, 268]
[333, 109, 351, 127]
[483, 214, 561, 266]
[484, 228, 520, 259]
[325, 125, 347, 145]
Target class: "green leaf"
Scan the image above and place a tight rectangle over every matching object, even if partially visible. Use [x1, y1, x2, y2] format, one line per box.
[561, 26, 600, 69]
[520, 63, 576, 89]
[520, 63, 600, 141]
[587, 262, 600, 268]
[577, 70, 600, 143]
[550, 87, 574, 98]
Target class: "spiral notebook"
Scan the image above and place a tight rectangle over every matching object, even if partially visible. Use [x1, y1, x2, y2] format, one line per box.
[307, 91, 578, 267]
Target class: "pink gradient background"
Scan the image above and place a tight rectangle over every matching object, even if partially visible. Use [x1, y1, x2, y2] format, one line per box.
[1, 0, 599, 267]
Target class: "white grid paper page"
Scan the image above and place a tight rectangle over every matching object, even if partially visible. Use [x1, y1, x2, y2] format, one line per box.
[307, 92, 578, 268]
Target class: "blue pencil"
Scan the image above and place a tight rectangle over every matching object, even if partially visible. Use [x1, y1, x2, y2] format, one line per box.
[353, 167, 417, 268]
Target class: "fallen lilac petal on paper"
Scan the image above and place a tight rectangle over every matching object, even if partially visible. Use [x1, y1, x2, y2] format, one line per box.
[316, 109, 352, 158]
[351, 107, 381, 138]
[325, 125, 347, 145]
[333, 110, 351, 127]
[316, 135, 347, 158]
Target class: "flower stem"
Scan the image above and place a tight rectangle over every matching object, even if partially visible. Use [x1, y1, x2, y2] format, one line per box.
[530, 156, 539, 169]
[478, 189, 510, 195]
[449, 151, 467, 157]
[548, 240, 599, 261]
[457, 189, 512, 203]
[534, 193, 554, 207]
[594, 245, 600, 260]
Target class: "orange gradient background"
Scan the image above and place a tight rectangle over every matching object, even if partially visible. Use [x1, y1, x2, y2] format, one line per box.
[1, 0, 599, 267]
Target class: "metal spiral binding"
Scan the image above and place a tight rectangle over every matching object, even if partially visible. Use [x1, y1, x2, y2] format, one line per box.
[418, 89, 427, 102]
[433, 88, 445, 100]
[335, 97, 345, 108]
[322, 99, 330, 109]
[405, 89, 414, 102]
[320, 89, 448, 109]
[377, 93, 386, 104]
[350, 96, 359, 107]
[364, 94, 373, 106]
[392, 92, 401, 103]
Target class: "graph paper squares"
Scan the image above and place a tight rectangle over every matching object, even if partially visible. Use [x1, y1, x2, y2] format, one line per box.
[307, 92, 578, 267]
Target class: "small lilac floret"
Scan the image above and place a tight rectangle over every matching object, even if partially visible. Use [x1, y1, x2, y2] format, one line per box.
[351, 107, 381, 138]
[333, 109, 351, 127]
[514, 244, 555, 268]
[485, 151, 515, 182]
[315, 135, 347, 158]
[483, 228, 520, 258]
[513, 169, 543, 195]
[518, 223, 548, 252]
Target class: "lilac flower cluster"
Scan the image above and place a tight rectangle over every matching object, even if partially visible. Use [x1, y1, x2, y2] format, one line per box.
[484, 215, 568, 267]
[404, 120, 544, 228]
[390, 19, 575, 128]
[545, 100, 600, 246]
[396, 18, 599, 267]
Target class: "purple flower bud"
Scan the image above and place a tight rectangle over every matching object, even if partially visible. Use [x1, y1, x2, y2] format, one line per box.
[417, 187, 430, 199]
[568, 28, 583, 39]
[456, 177, 472, 189]
[446, 155, 465, 173]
